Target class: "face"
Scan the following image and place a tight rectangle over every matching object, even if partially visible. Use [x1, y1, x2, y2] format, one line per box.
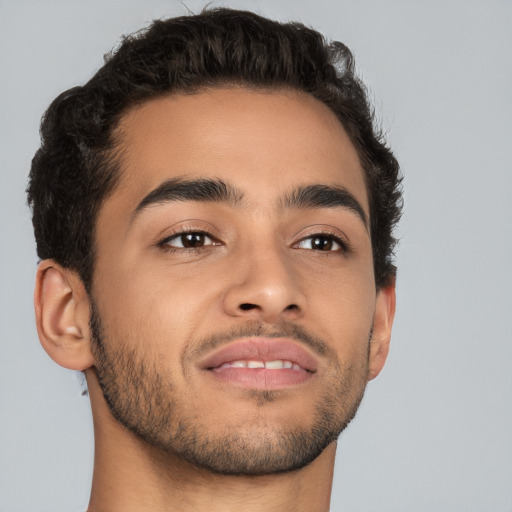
[88, 87, 388, 475]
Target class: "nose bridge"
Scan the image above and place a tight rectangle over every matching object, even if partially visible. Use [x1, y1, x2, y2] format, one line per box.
[223, 236, 303, 321]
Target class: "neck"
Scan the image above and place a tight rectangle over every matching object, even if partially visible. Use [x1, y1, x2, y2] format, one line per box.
[86, 378, 335, 512]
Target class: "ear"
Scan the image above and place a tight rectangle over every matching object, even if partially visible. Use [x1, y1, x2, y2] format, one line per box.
[368, 281, 396, 381]
[34, 260, 94, 370]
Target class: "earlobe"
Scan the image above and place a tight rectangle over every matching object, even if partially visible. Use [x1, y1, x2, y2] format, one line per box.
[34, 260, 94, 370]
[368, 281, 396, 381]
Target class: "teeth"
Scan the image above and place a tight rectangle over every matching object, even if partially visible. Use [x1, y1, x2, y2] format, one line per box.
[265, 360, 284, 369]
[247, 360, 265, 368]
[219, 359, 300, 370]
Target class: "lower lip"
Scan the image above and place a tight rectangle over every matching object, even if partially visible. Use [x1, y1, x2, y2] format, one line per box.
[207, 367, 313, 389]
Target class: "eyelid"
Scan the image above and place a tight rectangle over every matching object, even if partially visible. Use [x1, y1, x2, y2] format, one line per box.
[158, 229, 221, 247]
[155, 221, 223, 248]
[164, 231, 218, 247]
[292, 226, 351, 252]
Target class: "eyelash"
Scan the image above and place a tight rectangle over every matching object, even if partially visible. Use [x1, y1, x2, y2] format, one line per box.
[157, 229, 350, 254]
[157, 230, 220, 253]
[295, 232, 350, 253]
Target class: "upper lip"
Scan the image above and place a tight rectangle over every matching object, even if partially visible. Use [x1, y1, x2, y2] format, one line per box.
[198, 338, 319, 372]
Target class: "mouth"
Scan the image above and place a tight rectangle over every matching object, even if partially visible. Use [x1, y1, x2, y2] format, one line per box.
[199, 338, 318, 389]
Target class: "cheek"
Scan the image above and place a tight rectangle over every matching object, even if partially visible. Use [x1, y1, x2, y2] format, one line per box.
[303, 263, 375, 355]
[94, 258, 220, 347]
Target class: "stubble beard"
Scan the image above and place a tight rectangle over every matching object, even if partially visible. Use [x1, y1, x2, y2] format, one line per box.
[89, 300, 370, 476]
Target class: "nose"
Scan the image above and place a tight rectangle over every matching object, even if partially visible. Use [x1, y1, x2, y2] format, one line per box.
[222, 245, 305, 323]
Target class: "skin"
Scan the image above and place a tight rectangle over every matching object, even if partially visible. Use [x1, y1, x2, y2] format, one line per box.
[34, 87, 395, 512]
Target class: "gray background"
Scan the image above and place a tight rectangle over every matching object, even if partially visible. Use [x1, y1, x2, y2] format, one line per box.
[1, 0, 511, 511]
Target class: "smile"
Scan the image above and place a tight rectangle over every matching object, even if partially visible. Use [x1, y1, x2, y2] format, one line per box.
[200, 338, 318, 389]
[213, 359, 307, 371]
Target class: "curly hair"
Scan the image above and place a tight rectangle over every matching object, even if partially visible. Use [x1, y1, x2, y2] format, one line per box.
[27, 7, 402, 291]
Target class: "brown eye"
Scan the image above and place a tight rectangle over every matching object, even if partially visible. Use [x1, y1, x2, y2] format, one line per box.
[297, 235, 344, 252]
[311, 236, 334, 251]
[181, 233, 206, 248]
[161, 232, 217, 249]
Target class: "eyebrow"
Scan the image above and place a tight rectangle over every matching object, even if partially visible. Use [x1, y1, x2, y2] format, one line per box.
[132, 177, 245, 221]
[131, 178, 368, 229]
[282, 184, 368, 228]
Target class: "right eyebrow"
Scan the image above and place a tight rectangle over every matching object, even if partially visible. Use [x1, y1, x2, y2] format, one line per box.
[130, 177, 245, 223]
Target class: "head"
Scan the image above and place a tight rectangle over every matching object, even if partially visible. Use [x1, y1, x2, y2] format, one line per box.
[28, 8, 401, 476]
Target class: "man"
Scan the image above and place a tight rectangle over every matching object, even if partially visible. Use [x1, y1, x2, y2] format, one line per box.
[27, 8, 401, 511]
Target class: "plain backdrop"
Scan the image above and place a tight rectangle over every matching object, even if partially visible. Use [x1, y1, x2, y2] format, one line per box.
[1, 0, 511, 511]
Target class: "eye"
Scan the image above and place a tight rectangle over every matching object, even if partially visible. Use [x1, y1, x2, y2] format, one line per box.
[296, 234, 346, 252]
[159, 231, 219, 250]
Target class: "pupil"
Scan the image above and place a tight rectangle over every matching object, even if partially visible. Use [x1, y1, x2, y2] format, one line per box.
[313, 237, 331, 251]
[182, 233, 204, 248]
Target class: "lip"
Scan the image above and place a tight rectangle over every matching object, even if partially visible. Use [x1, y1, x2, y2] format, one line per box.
[198, 338, 319, 389]
[200, 338, 319, 371]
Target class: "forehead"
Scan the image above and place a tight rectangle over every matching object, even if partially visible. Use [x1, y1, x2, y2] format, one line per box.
[105, 87, 368, 217]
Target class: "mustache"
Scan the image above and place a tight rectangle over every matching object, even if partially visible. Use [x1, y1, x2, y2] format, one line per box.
[182, 321, 334, 366]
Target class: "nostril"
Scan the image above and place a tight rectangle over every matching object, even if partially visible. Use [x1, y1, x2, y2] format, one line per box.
[285, 304, 298, 311]
[240, 303, 258, 311]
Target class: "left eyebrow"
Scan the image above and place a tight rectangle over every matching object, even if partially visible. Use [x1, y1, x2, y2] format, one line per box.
[281, 184, 368, 229]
